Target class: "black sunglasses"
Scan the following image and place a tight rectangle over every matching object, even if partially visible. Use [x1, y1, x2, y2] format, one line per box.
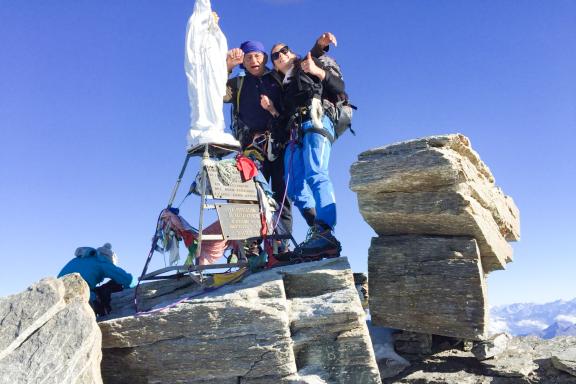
[271, 46, 290, 61]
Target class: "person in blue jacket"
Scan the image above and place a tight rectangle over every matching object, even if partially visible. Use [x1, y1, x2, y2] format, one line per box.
[58, 243, 137, 316]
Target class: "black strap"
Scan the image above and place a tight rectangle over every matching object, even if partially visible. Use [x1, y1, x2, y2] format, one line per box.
[304, 127, 335, 144]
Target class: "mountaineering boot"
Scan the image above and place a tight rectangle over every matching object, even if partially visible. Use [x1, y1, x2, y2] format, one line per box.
[302, 207, 317, 227]
[270, 238, 291, 262]
[294, 224, 341, 260]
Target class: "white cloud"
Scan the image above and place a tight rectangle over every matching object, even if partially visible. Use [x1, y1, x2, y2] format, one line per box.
[515, 319, 548, 329]
[555, 314, 576, 324]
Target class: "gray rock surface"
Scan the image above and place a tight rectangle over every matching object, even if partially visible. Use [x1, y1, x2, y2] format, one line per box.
[350, 133, 519, 273]
[392, 331, 434, 357]
[552, 347, 576, 376]
[383, 336, 576, 383]
[99, 257, 382, 384]
[0, 274, 102, 384]
[369, 235, 488, 340]
[472, 333, 512, 360]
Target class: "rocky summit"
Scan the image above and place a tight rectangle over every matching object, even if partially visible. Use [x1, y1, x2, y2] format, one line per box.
[0, 274, 102, 384]
[350, 134, 520, 340]
[98, 257, 382, 384]
[4, 134, 574, 384]
[379, 333, 576, 383]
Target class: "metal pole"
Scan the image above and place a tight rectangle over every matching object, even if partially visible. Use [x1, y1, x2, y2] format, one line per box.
[194, 144, 210, 270]
[167, 153, 191, 208]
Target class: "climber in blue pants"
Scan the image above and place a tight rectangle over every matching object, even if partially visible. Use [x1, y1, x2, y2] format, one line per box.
[262, 42, 344, 258]
[286, 115, 336, 231]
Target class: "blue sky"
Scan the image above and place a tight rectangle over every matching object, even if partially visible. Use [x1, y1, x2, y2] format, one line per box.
[0, 0, 574, 306]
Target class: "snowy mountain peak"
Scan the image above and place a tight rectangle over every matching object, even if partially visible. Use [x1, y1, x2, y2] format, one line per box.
[490, 297, 576, 338]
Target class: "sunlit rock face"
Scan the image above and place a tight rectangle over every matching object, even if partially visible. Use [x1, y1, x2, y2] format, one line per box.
[99, 257, 382, 384]
[0, 274, 103, 384]
[369, 235, 488, 340]
[350, 134, 520, 340]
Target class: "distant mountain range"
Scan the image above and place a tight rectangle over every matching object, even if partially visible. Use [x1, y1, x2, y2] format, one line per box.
[489, 298, 576, 339]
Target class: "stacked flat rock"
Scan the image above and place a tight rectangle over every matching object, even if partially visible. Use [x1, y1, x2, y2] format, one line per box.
[349, 134, 520, 340]
[0, 274, 103, 384]
[99, 257, 382, 384]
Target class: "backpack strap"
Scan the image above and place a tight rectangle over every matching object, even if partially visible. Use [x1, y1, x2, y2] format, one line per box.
[304, 127, 335, 144]
[235, 75, 245, 115]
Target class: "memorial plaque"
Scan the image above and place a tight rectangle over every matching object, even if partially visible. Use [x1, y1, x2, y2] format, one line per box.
[206, 165, 258, 201]
[216, 203, 269, 240]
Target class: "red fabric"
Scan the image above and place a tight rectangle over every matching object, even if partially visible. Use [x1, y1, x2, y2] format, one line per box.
[260, 211, 267, 237]
[236, 155, 258, 181]
[265, 240, 279, 268]
[197, 221, 228, 265]
[160, 210, 197, 247]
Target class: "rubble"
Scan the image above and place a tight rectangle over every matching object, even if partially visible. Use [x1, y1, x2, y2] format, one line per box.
[382, 335, 576, 383]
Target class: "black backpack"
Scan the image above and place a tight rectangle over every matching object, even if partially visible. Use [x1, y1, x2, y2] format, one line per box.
[316, 55, 357, 140]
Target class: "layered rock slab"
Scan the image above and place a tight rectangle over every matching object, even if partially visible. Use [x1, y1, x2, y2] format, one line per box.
[99, 257, 381, 384]
[0, 274, 102, 384]
[368, 235, 488, 340]
[350, 133, 519, 273]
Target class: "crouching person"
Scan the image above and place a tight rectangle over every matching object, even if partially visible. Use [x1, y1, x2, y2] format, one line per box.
[58, 243, 137, 317]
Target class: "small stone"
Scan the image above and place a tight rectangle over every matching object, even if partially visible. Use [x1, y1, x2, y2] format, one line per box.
[472, 333, 511, 360]
[480, 342, 538, 378]
[551, 347, 576, 376]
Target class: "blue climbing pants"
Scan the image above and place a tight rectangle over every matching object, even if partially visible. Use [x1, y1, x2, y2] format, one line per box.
[284, 115, 336, 229]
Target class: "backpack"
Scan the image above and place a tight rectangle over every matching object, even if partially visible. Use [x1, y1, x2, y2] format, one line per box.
[316, 55, 357, 140]
[229, 75, 248, 145]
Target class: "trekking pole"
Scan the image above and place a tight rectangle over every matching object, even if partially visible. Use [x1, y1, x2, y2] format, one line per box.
[167, 153, 192, 208]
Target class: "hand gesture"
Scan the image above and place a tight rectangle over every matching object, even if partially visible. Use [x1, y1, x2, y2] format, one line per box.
[226, 48, 244, 72]
[316, 32, 337, 48]
[260, 95, 279, 117]
[301, 52, 325, 80]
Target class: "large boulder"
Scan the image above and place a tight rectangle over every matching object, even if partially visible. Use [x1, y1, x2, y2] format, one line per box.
[350, 134, 519, 273]
[368, 235, 488, 340]
[350, 134, 520, 341]
[0, 274, 102, 384]
[99, 257, 382, 384]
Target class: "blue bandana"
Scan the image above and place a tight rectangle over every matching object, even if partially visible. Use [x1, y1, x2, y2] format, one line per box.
[240, 41, 266, 55]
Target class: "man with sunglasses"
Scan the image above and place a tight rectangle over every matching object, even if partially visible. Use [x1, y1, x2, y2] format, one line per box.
[224, 33, 336, 247]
